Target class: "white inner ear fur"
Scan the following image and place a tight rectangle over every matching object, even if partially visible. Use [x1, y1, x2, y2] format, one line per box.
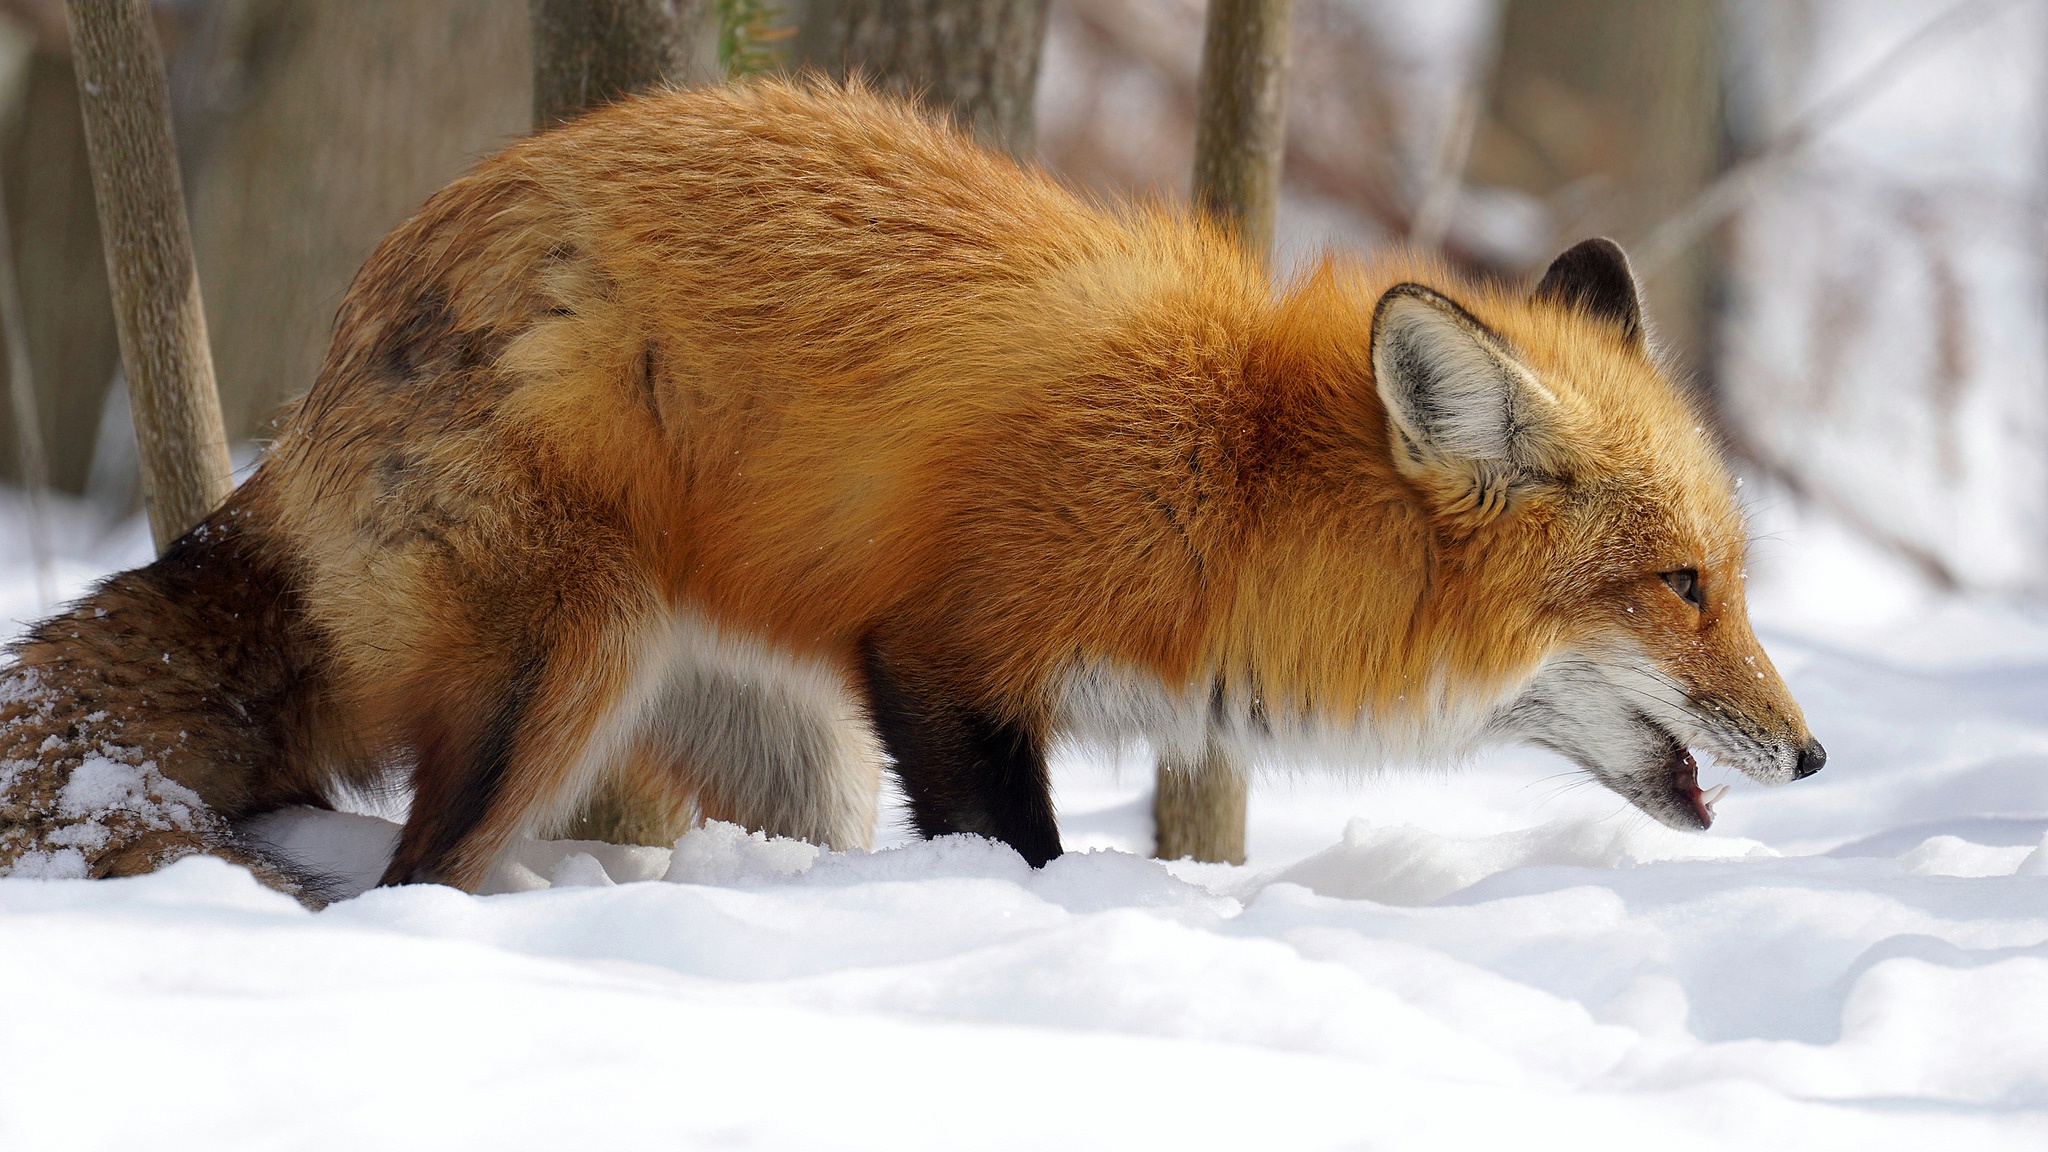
[1371, 288, 1564, 477]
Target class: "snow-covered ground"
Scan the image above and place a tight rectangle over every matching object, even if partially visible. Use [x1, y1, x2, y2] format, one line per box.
[4, 477, 2048, 1150]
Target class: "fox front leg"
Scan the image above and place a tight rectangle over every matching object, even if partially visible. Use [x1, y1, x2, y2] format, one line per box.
[858, 633, 1062, 867]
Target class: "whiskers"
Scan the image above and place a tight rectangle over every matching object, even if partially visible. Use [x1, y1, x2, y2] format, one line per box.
[1525, 767, 1604, 810]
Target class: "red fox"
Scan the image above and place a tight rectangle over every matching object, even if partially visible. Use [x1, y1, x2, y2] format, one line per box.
[0, 80, 1822, 899]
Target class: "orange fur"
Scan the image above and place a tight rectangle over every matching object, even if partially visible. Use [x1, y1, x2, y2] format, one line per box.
[0, 79, 1817, 895]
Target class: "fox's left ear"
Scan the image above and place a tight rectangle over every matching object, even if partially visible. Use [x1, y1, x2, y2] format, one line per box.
[1371, 284, 1568, 500]
[1532, 237, 1645, 350]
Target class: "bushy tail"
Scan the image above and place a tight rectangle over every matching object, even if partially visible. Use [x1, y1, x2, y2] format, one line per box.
[0, 481, 359, 905]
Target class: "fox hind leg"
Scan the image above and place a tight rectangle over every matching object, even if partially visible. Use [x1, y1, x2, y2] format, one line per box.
[381, 601, 886, 888]
[375, 554, 672, 890]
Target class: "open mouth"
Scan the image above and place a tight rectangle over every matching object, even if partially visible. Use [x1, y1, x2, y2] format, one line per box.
[1663, 741, 1729, 829]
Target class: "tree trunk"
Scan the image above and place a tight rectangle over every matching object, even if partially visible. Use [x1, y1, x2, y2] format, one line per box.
[531, 0, 719, 129]
[1153, 742, 1247, 865]
[1465, 0, 1722, 387]
[795, 0, 1050, 157]
[1154, 0, 1294, 868]
[172, 2, 531, 468]
[63, 0, 231, 551]
[1189, 0, 1294, 261]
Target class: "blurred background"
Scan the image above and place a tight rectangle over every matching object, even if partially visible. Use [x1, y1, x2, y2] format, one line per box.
[2, 0, 2044, 595]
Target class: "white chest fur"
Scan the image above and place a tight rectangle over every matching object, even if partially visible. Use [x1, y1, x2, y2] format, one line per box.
[1051, 660, 1517, 773]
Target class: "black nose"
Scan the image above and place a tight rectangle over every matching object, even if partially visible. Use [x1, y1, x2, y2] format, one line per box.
[1794, 739, 1826, 779]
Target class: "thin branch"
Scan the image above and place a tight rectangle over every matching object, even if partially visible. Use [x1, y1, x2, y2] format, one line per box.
[1633, 0, 2022, 278]
[1724, 422, 1963, 591]
[1409, 36, 1493, 253]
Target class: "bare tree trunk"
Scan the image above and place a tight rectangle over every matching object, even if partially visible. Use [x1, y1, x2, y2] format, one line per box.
[63, 0, 231, 552]
[534, 0, 718, 848]
[531, 0, 719, 129]
[172, 2, 531, 463]
[1152, 744, 1249, 864]
[1152, 0, 1294, 868]
[1189, 0, 1293, 260]
[1466, 0, 1722, 387]
[1153, 741, 1247, 865]
[795, 0, 1050, 157]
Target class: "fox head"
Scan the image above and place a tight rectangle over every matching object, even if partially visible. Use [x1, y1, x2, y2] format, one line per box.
[1355, 238, 1823, 829]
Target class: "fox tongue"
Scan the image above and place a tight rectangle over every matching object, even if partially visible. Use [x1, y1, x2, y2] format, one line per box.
[1675, 747, 1712, 828]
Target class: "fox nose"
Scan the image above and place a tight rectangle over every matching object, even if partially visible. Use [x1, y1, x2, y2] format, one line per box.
[1794, 739, 1827, 779]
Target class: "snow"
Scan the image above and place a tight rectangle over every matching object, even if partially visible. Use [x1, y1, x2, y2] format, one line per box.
[5, 478, 2048, 1148]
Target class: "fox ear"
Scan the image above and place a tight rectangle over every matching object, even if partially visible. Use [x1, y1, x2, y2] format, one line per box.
[1370, 284, 1566, 494]
[1532, 237, 1644, 349]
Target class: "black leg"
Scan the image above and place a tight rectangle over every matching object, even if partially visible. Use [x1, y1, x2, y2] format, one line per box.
[859, 636, 1062, 867]
[379, 648, 542, 887]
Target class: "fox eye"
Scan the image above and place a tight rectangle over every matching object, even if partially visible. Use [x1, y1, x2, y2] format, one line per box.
[1660, 568, 1704, 609]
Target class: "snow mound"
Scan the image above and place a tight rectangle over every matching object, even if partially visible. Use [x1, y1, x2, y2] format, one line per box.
[663, 818, 822, 884]
[1269, 815, 1775, 905]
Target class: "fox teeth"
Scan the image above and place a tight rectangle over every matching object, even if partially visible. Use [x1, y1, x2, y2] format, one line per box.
[1700, 784, 1730, 813]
